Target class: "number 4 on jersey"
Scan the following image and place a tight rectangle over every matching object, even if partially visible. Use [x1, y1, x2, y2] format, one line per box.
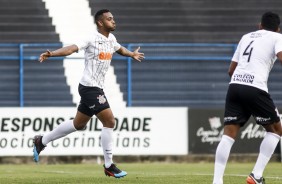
[243, 40, 254, 62]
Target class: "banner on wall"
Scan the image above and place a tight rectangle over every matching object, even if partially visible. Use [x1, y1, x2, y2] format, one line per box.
[0, 107, 188, 156]
[189, 109, 282, 154]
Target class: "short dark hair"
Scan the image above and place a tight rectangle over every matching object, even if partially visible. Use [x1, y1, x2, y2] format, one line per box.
[261, 12, 280, 31]
[95, 9, 110, 24]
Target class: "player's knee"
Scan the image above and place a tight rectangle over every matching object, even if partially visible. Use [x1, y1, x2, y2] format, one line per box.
[77, 125, 87, 130]
[273, 122, 282, 136]
[109, 118, 116, 128]
[73, 121, 88, 130]
[104, 118, 116, 128]
[264, 122, 282, 136]
[276, 126, 282, 136]
[75, 124, 86, 130]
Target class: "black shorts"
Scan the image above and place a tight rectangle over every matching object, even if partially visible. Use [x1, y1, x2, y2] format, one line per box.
[224, 84, 280, 126]
[77, 84, 110, 117]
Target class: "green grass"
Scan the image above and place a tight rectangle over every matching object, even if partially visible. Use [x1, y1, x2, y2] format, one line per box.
[0, 162, 281, 184]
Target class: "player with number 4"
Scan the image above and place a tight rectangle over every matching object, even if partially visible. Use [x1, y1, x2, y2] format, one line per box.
[212, 12, 282, 184]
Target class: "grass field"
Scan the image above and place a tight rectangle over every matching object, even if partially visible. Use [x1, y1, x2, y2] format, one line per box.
[0, 162, 281, 184]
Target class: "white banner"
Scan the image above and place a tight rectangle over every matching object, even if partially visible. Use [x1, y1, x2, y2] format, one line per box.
[0, 107, 188, 156]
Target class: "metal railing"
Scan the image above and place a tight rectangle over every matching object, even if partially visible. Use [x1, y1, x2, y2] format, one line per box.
[0, 43, 237, 107]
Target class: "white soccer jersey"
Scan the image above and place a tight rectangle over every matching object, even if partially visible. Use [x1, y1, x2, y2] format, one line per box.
[75, 31, 121, 88]
[230, 29, 282, 92]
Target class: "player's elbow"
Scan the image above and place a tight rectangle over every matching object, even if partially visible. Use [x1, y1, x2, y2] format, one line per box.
[66, 45, 78, 55]
[276, 51, 282, 63]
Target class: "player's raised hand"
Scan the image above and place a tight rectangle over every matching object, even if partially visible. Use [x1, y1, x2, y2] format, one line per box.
[39, 50, 52, 62]
[132, 47, 145, 62]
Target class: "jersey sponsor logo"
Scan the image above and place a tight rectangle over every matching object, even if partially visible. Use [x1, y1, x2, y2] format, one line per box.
[97, 95, 107, 104]
[232, 74, 254, 84]
[98, 51, 112, 60]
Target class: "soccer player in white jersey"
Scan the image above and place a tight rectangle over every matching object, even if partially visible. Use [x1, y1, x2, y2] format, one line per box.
[33, 9, 144, 178]
[212, 12, 282, 184]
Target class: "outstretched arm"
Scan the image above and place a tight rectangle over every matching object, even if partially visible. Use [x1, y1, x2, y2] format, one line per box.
[39, 44, 79, 62]
[116, 46, 145, 62]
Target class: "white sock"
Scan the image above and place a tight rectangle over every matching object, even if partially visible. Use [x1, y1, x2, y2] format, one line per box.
[252, 132, 280, 179]
[213, 135, 235, 184]
[101, 127, 114, 168]
[42, 120, 77, 145]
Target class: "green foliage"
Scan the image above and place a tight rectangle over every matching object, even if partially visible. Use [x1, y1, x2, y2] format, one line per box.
[0, 163, 281, 184]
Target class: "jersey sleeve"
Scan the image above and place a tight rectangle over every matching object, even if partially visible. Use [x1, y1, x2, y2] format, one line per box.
[74, 39, 90, 52]
[274, 35, 282, 54]
[74, 33, 96, 52]
[113, 41, 121, 52]
[110, 34, 121, 51]
[231, 39, 242, 62]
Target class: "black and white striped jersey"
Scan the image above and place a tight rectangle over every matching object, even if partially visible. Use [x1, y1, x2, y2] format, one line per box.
[75, 31, 121, 89]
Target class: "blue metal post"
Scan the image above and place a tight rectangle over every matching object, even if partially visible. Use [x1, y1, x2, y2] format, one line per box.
[127, 44, 132, 107]
[19, 44, 24, 107]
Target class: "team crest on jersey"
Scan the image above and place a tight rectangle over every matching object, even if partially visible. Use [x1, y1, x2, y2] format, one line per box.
[97, 95, 107, 104]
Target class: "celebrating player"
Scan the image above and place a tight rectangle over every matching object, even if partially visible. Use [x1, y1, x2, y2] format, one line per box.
[33, 9, 144, 178]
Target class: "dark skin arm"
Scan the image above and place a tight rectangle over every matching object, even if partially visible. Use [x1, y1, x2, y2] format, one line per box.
[277, 51, 282, 64]
[39, 44, 79, 62]
[228, 61, 238, 77]
[116, 46, 145, 62]
[39, 44, 145, 63]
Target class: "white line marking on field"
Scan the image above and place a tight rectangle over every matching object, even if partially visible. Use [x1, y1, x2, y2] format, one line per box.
[193, 173, 282, 180]
[43, 170, 78, 174]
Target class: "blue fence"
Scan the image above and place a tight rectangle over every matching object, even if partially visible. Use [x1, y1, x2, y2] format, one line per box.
[0, 43, 237, 107]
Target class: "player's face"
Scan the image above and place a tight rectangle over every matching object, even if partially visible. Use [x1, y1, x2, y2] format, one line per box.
[100, 12, 116, 31]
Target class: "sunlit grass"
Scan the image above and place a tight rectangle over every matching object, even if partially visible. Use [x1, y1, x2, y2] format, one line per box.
[0, 162, 281, 184]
